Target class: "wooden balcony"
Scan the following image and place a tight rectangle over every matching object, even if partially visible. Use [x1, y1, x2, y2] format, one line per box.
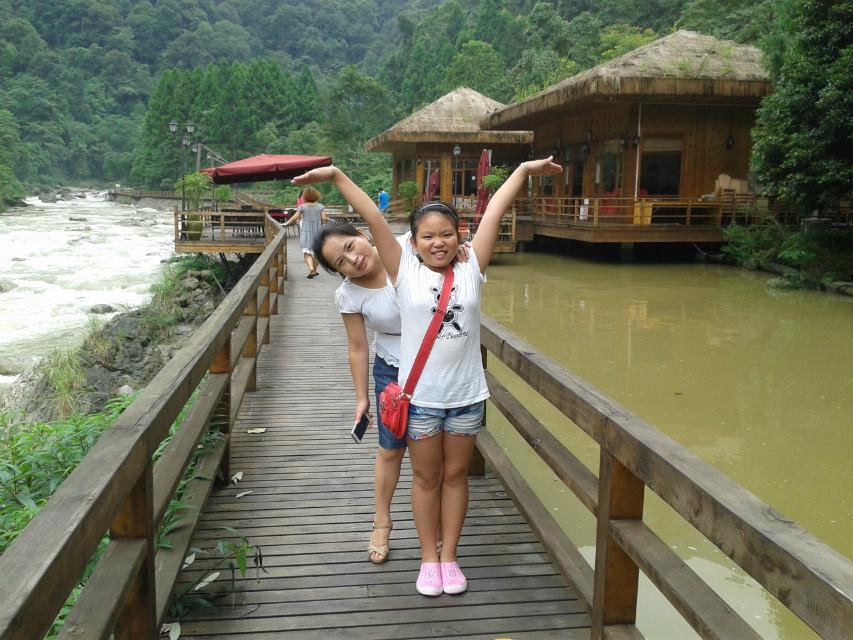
[514, 195, 758, 243]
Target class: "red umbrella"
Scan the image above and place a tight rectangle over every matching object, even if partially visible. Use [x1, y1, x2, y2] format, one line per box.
[424, 169, 440, 203]
[202, 153, 332, 184]
[474, 149, 491, 223]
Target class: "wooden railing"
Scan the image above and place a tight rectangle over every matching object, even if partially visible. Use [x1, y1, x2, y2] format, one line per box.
[477, 316, 852, 640]
[173, 209, 272, 245]
[109, 188, 181, 200]
[516, 196, 741, 227]
[0, 216, 287, 640]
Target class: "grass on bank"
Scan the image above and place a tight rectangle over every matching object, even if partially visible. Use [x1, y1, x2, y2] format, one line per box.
[723, 221, 853, 289]
[0, 387, 253, 637]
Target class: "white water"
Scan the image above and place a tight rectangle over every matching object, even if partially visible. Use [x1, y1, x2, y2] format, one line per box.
[0, 192, 173, 383]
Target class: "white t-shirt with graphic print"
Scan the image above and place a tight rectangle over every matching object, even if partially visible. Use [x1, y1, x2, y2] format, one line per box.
[394, 248, 489, 409]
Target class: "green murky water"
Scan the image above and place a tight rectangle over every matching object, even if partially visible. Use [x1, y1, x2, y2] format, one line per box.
[481, 249, 853, 639]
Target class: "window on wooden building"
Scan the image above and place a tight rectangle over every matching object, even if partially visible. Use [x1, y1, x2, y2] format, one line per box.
[640, 138, 682, 196]
[563, 146, 585, 197]
[452, 159, 479, 197]
[596, 140, 624, 195]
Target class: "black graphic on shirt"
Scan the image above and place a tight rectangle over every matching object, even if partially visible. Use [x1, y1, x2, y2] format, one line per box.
[430, 284, 464, 332]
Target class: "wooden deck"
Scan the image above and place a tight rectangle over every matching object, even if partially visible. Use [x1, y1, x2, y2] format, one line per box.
[171, 237, 590, 639]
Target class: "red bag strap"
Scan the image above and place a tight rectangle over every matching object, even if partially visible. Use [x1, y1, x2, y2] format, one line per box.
[402, 265, 455, 396]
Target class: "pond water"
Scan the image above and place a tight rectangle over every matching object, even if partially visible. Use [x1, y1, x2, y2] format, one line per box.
[481, 248, 853, 639]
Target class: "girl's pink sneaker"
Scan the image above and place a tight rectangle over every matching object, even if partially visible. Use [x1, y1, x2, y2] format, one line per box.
[416, 562, 443, 596]
[440, 561, 467, 594]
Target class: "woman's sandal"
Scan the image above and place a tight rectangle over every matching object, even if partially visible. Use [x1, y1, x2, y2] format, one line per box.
[368, 522, 393, 564]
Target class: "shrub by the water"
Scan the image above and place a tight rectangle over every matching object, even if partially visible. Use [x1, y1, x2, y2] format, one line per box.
[723, 223, 853, 289]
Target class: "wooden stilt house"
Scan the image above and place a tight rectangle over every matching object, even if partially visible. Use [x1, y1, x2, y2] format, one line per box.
[365, 88, 533, 208]
[481, 30, 773, 243]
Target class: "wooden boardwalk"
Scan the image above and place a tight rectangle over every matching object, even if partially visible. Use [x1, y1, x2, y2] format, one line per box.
[172, 237, 590, 639]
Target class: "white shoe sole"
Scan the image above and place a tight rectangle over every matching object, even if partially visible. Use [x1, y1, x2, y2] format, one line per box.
[416, 583, 443, 597]
[443, 582, 467, 595]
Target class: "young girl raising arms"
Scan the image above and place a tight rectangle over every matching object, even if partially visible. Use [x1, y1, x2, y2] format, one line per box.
[293, 157, 561, 596]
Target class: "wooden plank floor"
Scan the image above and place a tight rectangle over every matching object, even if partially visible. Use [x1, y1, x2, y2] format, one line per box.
[173, 237, 590, 639]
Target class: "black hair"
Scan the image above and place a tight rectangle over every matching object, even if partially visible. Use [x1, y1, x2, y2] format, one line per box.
[311, 221, 364, 276]
[409, 202, 460, 238]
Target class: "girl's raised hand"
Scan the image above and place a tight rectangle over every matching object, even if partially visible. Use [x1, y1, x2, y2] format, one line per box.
[523, 156, 563, 177]
[292, 166, 339, 185]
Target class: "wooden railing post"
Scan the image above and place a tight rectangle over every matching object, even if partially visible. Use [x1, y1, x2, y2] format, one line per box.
[469, 345, 487, 477]
[591, 450, 645, 639]
[111, 462, 156, 640]
[211, 337, 231, 484]
[244, 296, 257, 393]
[268, 259, 279, 316]
[260, 271, 271, 346]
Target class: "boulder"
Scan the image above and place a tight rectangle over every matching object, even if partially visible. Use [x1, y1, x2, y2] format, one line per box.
[0, 280, 17, 293]
[89, 304, 116, 314]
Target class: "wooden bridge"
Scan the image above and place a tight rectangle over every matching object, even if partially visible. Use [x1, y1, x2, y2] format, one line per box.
[0, 217, 850, 640]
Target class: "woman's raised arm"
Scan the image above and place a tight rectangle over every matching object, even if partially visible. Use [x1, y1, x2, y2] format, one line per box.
[472, 156, 561, 272]
[292, 167, 402, 280]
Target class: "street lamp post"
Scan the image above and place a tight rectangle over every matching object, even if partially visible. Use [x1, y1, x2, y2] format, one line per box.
[168, 120, 195, 210]
[452, 144, 461, 204]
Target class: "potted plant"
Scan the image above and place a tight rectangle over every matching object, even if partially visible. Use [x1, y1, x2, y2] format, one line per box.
[175, 172, 213, 240]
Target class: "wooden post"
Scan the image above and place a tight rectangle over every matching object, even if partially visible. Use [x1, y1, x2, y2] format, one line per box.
[593, 200, 600, 226]
[269, 260, 279, 316]
[686, 200, 692, 226]
[469, 345, 487, 477]
[244, 295, 258, 393]
[111, 463, 156, 640]
[260, 271, 271, 346]
[211, 337, 232, 484]
[173, 207, 179, 243]
[591, 451, 645, 639]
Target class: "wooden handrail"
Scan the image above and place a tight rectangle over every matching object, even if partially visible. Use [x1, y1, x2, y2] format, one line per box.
[0, 215, 288, 640]
[478, 315, 852, 640]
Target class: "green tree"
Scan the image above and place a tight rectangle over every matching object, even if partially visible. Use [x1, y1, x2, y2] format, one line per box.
[750, 0, 853, 213]
[564, 12, 603, 68]
[444, 41, 512, 101]
[598, 24, 657, 62]
[510, 48, 578, 100]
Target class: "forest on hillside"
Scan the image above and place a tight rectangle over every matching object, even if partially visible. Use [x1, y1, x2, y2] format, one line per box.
[0, 0, 849, 213]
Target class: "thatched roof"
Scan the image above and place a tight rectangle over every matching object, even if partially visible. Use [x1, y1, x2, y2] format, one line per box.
[365, 87, 532, 153]
[484, 30, 772, 129]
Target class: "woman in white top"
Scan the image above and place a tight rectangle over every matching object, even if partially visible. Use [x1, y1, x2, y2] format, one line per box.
[311, 221, 404, 564]
[295, 157, 561, 596]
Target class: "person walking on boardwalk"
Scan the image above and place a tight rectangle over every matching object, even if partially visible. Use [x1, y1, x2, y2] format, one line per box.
[294, 156, 562, 596]
[311, 222, 467, 564]
[284, 186, 326, 278]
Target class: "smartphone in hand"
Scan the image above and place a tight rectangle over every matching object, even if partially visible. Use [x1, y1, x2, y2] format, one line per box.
[350, 414, 370, 443]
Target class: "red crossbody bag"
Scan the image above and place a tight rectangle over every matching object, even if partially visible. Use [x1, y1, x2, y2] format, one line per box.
[379, 265, 454, 438]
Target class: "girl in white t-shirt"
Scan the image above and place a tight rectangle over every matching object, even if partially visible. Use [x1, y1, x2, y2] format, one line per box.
[294, 157, 562, 597]
[312, 223, 468, 565]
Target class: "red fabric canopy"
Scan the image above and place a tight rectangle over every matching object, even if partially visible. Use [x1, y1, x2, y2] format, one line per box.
[202, 154, 333, 184]
[474, 149, 491, 223]
[424, 169, 440, 203]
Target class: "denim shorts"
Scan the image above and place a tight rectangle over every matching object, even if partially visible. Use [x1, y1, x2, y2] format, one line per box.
[373, 356, 406, 450]
[407, 401, 485, 441]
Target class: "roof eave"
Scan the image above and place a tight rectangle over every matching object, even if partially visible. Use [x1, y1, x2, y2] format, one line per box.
[365, 130, 533, 153]
[484, 77, 772, 128]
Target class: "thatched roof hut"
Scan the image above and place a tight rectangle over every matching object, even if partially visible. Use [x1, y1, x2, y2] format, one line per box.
[484, 30, 771, 129]
[365, 87, 532, 153]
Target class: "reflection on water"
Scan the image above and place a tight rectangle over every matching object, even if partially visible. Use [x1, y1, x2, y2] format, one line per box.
[482, 250, 853, 640]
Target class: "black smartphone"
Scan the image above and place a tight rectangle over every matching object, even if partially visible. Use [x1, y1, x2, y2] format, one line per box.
[350, 414, 370, 443]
